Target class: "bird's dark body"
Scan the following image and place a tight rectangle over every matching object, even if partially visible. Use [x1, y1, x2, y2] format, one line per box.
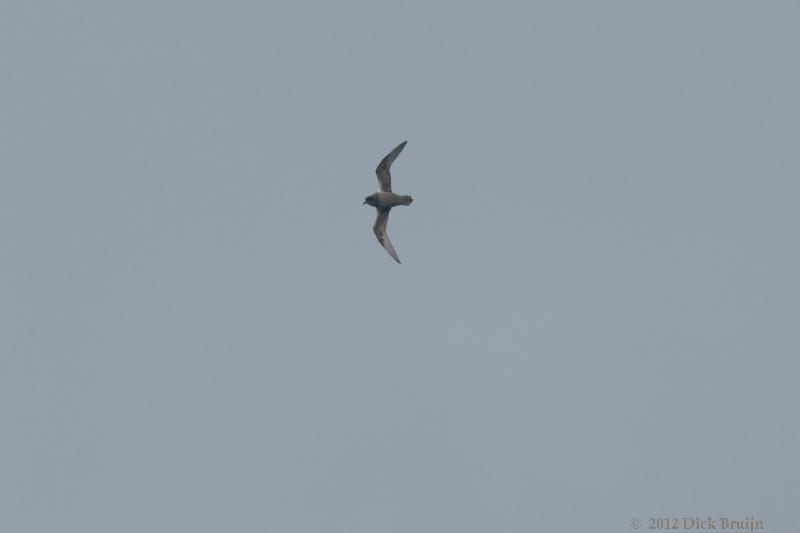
[364, 192, 413, 209]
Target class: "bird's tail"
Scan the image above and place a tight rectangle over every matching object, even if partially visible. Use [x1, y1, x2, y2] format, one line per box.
[401, 195, 413, 206]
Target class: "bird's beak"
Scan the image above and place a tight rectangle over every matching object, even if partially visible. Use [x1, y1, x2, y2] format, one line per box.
[362, 200, 367, 205]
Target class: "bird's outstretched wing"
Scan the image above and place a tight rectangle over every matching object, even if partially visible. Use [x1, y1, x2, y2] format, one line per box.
[373, 208, 401, 263]
[375, 141, 407, 192]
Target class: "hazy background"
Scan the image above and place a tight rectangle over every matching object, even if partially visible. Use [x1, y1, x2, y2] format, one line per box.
[2, 1, 798, 532]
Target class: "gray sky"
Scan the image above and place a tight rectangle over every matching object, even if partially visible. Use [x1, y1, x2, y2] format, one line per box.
[2, 1, 798, 532]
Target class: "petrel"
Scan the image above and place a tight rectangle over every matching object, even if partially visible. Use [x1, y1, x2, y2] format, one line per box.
[363, 141, 413, 264]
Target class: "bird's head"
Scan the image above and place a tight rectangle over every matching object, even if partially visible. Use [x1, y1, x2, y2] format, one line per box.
[363, 194, 377, 206]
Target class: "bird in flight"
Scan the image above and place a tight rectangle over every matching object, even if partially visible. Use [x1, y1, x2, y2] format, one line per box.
[363, 141, 413, 264]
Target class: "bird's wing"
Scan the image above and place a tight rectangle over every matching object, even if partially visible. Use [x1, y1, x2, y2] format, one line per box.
[373, 208, 401, 264]
[375, 141, 407, 192]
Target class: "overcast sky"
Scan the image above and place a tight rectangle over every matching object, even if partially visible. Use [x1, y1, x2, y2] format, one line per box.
[2, 1, 798, 532]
